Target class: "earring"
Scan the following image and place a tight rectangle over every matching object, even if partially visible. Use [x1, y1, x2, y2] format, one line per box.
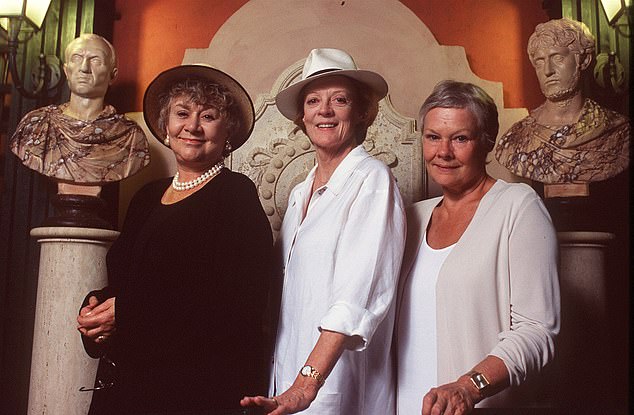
[164, 134, 170, 147]
[224, 140, 232, 153]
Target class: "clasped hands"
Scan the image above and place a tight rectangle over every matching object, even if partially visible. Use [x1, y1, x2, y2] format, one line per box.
[77, 296, 116, 344]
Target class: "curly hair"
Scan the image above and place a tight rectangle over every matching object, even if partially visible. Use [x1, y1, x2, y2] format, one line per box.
[527, 18, 595, 64]
[157, 79, 241, 155]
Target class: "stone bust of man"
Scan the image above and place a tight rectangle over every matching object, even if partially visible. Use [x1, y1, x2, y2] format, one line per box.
[10, 33, 149, 196]
[495, 18, 629, 198]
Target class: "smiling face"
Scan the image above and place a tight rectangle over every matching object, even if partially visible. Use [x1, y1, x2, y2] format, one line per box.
[422, 107, 488, 194]
[63, 37, 116, 99]
[165, 95, 229, 173]
[301, 76, 362, 157]
[532, 45, 581, 102]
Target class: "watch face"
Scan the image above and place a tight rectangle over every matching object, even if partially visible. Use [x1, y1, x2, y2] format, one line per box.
[301, 365, 312, 376]
[471, 373, 489, 390]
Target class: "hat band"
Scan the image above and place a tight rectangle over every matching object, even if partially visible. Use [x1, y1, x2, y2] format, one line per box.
[305, 68, 344, 80]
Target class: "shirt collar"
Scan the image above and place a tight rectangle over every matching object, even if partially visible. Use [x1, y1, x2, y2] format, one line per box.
[291, 145, 371, 204]
[319, 145, 371, 196]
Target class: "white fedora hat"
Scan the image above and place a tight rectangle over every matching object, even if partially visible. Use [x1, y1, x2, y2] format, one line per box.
[275, 48, 388, 120]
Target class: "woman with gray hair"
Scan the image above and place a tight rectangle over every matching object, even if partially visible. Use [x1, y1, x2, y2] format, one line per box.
[396, 80, 560, 414]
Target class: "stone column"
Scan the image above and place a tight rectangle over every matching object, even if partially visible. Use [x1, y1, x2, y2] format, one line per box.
[28, 227, 119, 415]
[559, 231, 614, 317]
[555, 231, 614, 410]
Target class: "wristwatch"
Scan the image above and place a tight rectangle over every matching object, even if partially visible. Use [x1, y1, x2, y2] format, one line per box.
[299, 365, 325, 385]
[466, 371, 490, 396]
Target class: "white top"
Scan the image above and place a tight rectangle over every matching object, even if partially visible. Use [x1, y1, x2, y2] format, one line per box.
[272, 145, 406, 414]
[397, 180, 560, 408]
[397, 235, 454, 415]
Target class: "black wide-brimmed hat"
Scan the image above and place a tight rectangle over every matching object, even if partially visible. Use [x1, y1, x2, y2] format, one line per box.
[143, 64, 255, 151]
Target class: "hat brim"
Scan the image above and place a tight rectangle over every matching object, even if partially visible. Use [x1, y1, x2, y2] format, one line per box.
[275, 69, 388, 120]
[143, 64, 255, 150]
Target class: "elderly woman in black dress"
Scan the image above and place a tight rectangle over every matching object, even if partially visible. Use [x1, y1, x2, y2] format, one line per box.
[77, 64, 274, 415]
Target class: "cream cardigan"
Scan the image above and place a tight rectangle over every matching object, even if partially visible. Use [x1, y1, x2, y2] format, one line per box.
[397, 180, 560, 407]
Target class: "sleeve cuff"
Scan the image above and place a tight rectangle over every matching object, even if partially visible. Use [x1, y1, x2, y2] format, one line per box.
[318, 302, 381, 351]
[488, 349, 518, 386]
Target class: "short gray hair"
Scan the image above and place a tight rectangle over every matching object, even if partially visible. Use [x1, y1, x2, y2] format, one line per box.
[418, 80, 499, 153]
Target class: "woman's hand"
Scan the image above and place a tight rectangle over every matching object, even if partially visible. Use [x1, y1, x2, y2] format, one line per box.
[77, 296, 116, 344]
[421, 380, 477, 415]
[241, 329, 350, 414]
[422, 357, 510, 414]
[239, 396, 278, 414]
[240, 380, 319, 415]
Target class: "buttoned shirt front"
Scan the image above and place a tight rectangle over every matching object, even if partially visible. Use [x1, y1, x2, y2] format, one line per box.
[272, 145, 406, 414]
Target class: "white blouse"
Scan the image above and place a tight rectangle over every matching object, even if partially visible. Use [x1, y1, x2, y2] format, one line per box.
[397, 234, 454, 415]
[271, 145, 406, 415]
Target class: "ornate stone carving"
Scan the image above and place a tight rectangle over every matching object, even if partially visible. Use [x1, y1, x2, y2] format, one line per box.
[127, 0, 531, 229]
[179, 0, 533, 210]
[495, 18, 630, 197]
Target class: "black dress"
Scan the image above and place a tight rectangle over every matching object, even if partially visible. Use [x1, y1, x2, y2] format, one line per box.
[87, 170, 275, 415]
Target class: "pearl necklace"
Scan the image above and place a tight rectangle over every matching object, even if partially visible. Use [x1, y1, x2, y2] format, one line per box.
[172, 161, 224, 191]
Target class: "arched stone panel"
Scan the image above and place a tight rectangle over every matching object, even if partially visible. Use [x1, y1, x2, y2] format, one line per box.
[121, 0, 531, 230]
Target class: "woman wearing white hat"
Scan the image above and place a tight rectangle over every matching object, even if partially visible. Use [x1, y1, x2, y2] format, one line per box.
[241, 48, 406, 414]
[77, 64, 275, 414]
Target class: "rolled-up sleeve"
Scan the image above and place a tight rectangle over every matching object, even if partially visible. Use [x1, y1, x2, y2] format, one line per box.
[319, 168, 406, 350]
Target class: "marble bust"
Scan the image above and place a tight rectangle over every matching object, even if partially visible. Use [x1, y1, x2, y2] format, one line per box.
[495, 18, 629, 198]
[10, 34, 149, 196]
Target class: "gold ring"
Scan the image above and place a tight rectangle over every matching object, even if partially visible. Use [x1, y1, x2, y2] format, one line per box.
[272, 397, 279, 408]
[97, 335, 105, 341]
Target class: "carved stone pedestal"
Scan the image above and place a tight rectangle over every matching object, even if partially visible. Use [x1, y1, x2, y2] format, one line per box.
[555, 231, 614, 410]
[28, 227, 119, 415]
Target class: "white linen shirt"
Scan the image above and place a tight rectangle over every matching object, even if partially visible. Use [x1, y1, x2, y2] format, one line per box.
[272, 145, 406, 415]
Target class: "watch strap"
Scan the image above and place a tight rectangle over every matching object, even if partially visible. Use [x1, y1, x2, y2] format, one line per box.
[299, 365, 325, 385]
